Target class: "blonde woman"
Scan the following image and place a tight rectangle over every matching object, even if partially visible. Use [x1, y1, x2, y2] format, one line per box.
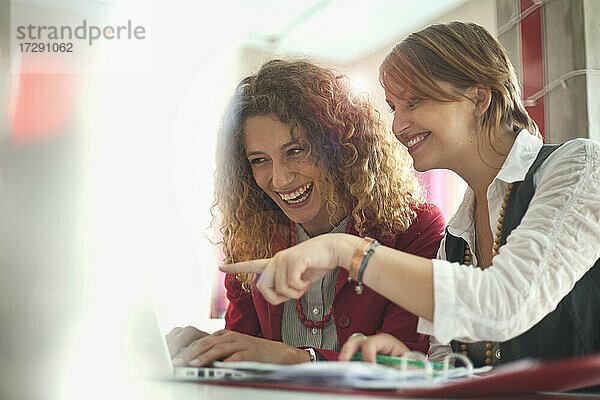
[167, 60, 445, 365]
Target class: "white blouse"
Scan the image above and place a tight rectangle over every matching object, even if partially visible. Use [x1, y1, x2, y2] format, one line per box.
[418, 130, 600, 345]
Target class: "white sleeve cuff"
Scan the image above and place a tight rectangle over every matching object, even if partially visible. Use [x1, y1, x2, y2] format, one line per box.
[425, 258, 458, 344]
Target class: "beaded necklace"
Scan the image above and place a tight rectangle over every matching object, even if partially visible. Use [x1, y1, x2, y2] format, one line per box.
[458, 183, 513, 365]
[290, 219, 352, 330]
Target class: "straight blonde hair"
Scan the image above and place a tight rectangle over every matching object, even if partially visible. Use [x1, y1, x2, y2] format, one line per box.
[380, 22, 541, 147]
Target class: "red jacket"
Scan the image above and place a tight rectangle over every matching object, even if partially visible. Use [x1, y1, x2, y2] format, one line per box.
[224, 204, 445, 360]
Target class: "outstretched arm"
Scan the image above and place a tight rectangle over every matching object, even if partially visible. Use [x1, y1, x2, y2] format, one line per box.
[220, 233, 435, 322]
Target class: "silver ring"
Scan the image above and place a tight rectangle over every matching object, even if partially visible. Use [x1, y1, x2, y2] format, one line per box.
[349, 332, 367, 341]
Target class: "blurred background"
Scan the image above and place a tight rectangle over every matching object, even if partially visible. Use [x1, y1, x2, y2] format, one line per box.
[0, 0, 598, 398]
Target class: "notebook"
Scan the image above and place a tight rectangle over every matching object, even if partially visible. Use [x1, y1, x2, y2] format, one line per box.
[211, 351, 486, 390]
[126, 300, 255, 382]
[205, 353, 600, 396]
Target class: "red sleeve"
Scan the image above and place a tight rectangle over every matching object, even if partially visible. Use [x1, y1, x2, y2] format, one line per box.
[375, 204, 445, 355]
[223, 273, 262, 337]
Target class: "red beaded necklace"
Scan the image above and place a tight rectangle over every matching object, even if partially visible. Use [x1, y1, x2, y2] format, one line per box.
[290, 219, 352, 330]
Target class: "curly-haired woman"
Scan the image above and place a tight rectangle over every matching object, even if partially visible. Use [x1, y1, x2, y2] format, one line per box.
[166, 60, 445, 365]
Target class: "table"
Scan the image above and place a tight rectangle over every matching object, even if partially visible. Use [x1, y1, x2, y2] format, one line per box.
[135, 379, 598, 400]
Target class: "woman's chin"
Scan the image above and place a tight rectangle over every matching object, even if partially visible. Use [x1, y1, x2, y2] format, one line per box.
[411, 157, 437, 173]
[413, 162, 429, 173]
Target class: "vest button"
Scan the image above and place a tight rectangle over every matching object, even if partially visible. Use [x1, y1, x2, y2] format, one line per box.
[337, 315, 351, 328]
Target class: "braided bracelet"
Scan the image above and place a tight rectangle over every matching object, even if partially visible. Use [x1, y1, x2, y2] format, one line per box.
[348, 237, 379, 294]
[356, 240, 379, 294]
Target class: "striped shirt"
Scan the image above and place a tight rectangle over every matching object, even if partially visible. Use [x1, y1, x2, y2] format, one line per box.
[281, 217, 349, 351]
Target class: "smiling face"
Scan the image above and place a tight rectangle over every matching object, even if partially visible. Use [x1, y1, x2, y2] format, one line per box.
[243, 114, 332, 237]
[384, 81, 480, 173]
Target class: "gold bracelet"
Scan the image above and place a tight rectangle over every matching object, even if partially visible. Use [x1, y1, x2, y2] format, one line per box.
[348, 237, 376, 281]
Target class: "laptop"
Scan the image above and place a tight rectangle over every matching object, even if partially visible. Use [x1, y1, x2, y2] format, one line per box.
[127, 300, 254, 382]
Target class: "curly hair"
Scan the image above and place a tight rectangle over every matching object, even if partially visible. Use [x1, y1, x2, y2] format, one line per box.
[380, 22, 542, 154]
[211, 59, 424, 289]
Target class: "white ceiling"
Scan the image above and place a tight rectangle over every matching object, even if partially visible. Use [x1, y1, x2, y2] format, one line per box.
[10, 0, 473, 64]
[238, 0, 470, 64]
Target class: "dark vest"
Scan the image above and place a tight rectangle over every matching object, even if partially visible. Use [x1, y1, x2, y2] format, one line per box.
[448, 144, 600, 365]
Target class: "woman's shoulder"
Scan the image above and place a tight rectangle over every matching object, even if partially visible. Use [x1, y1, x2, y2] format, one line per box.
[547, 138, 600, 162]
[411, 202, 446, 229]
[539, 138, 600, 178]
[387, 202, 446, 256]
[368, 202, 445, 238]
[387, 202, 445, 240]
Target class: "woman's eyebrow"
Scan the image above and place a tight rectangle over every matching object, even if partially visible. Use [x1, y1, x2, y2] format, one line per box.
[280, 140, 299, 150]
[246, 140, 300, 157]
